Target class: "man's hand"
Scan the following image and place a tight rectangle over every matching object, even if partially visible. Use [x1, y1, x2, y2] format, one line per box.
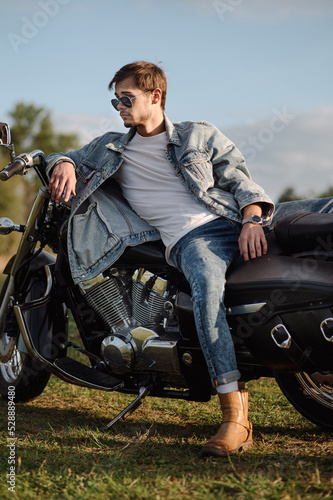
[238, 203, 268, 261]
[238, 223, 267, 261]
[48, 161, 76, 203]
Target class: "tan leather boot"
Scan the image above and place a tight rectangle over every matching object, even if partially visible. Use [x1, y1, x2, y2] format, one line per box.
[201, 389, 253, 456]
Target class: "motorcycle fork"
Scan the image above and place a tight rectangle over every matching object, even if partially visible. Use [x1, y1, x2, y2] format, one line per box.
[0, 186, 50, 332]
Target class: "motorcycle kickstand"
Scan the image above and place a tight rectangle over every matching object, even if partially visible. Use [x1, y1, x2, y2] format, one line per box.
[99, 385, 152, 431]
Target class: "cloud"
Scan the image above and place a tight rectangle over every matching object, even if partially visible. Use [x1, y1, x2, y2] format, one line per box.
[53, 112, 123, 145]
[225, 105, 333, 201]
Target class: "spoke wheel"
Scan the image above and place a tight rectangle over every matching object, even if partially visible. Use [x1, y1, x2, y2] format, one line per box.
[0, 344, 23, 382]
[275, 371, 333, 430]
[0, 274, 50, 402]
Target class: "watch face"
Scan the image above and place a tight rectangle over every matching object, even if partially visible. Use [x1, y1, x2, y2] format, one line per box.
[243, 215, 263, 225]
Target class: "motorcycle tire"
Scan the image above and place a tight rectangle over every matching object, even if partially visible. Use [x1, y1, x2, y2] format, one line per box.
[0, 275, 50, 403]
[275, 371, 333, 431]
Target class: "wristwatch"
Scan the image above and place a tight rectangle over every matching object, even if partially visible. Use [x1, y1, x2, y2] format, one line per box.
[242, 215, 263, 226]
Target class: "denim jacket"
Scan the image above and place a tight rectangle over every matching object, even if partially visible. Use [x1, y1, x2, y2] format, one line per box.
[46, 115, 274, 284]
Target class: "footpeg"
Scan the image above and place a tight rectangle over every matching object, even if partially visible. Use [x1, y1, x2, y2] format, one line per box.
[53, 357, 124, 391]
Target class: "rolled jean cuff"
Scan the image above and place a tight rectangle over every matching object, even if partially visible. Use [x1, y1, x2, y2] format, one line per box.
[212, 370, 241, 388]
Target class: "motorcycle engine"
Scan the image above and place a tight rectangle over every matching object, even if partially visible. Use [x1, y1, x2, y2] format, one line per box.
[81, 268, 180, 374]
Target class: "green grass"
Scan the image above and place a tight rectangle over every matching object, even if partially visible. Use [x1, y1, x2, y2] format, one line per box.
[0, 376, 333, 499]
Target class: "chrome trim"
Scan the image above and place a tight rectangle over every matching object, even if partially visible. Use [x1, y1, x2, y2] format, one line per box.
[14, 305, 121, 391]
[18, 265, 53, 312]
[101, 334, 135, 374]
[133, 269, 168, 297]
[182, 352, 193, 366]
[0, 217, 23, 235]
[79, 272, 110, 294]
[131, 326, 159, 350]
[227, 302, 266, 315]
[144, 338, 180, 374]
[0, 275, 15, 334]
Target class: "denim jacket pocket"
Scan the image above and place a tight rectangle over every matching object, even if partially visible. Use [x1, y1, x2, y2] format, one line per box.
[180, 150, 214, 191]
[71, 201, 120, 271]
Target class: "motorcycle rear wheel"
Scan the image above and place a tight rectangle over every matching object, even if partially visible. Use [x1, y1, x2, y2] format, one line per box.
[0, 275, 50, 402]
[275, 371, 333, 431]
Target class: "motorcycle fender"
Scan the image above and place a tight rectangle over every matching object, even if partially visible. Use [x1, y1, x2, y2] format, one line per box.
[10, 251, 68, 361]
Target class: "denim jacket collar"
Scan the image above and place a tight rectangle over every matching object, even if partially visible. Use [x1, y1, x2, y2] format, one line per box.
[164, 115, 182, 146]
[105, 114, 181, 152]
[105, 126, 136, 152]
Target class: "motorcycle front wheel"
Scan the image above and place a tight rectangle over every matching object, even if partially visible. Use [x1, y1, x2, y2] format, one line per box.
[275, 371, 333, 431]
[0, 275, 50, 402]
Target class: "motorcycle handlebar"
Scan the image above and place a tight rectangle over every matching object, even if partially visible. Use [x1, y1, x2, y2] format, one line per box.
[0, 150, 46, 181]
[0, 157, 26, 181]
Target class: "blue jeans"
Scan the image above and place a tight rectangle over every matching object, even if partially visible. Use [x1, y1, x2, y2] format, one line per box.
[170, 197, 333, 388]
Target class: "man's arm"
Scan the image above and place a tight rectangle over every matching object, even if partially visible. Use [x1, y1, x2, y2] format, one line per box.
[202, 122, 272, 260]
[238, 203, 267, 261]
[205, 122, 275, 221]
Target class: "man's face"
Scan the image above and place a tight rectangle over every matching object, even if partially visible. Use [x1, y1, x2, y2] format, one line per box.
[114, 77, 153, 129]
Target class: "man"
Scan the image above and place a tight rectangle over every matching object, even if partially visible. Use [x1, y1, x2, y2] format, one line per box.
[47, 61, 333, 457]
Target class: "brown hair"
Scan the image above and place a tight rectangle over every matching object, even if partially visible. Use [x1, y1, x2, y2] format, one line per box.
[108, 61, 167, 110]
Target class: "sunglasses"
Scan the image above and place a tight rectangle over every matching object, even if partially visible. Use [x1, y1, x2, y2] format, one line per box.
[111, 90, 153, 111]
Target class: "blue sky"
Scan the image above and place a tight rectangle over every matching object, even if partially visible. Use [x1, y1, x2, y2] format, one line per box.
[1, 0, 333, 201]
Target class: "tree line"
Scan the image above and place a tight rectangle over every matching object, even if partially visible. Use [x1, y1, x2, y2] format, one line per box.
[0, 102, 79, 255]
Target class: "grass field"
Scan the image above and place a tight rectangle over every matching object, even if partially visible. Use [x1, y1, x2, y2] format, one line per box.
[0, 374, 333, 499]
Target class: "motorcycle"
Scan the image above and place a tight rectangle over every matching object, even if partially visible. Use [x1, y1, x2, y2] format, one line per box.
[0, 121, 332, 431]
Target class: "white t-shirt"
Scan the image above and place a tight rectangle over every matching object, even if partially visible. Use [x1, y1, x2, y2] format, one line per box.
[113, 131, 219, 264]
